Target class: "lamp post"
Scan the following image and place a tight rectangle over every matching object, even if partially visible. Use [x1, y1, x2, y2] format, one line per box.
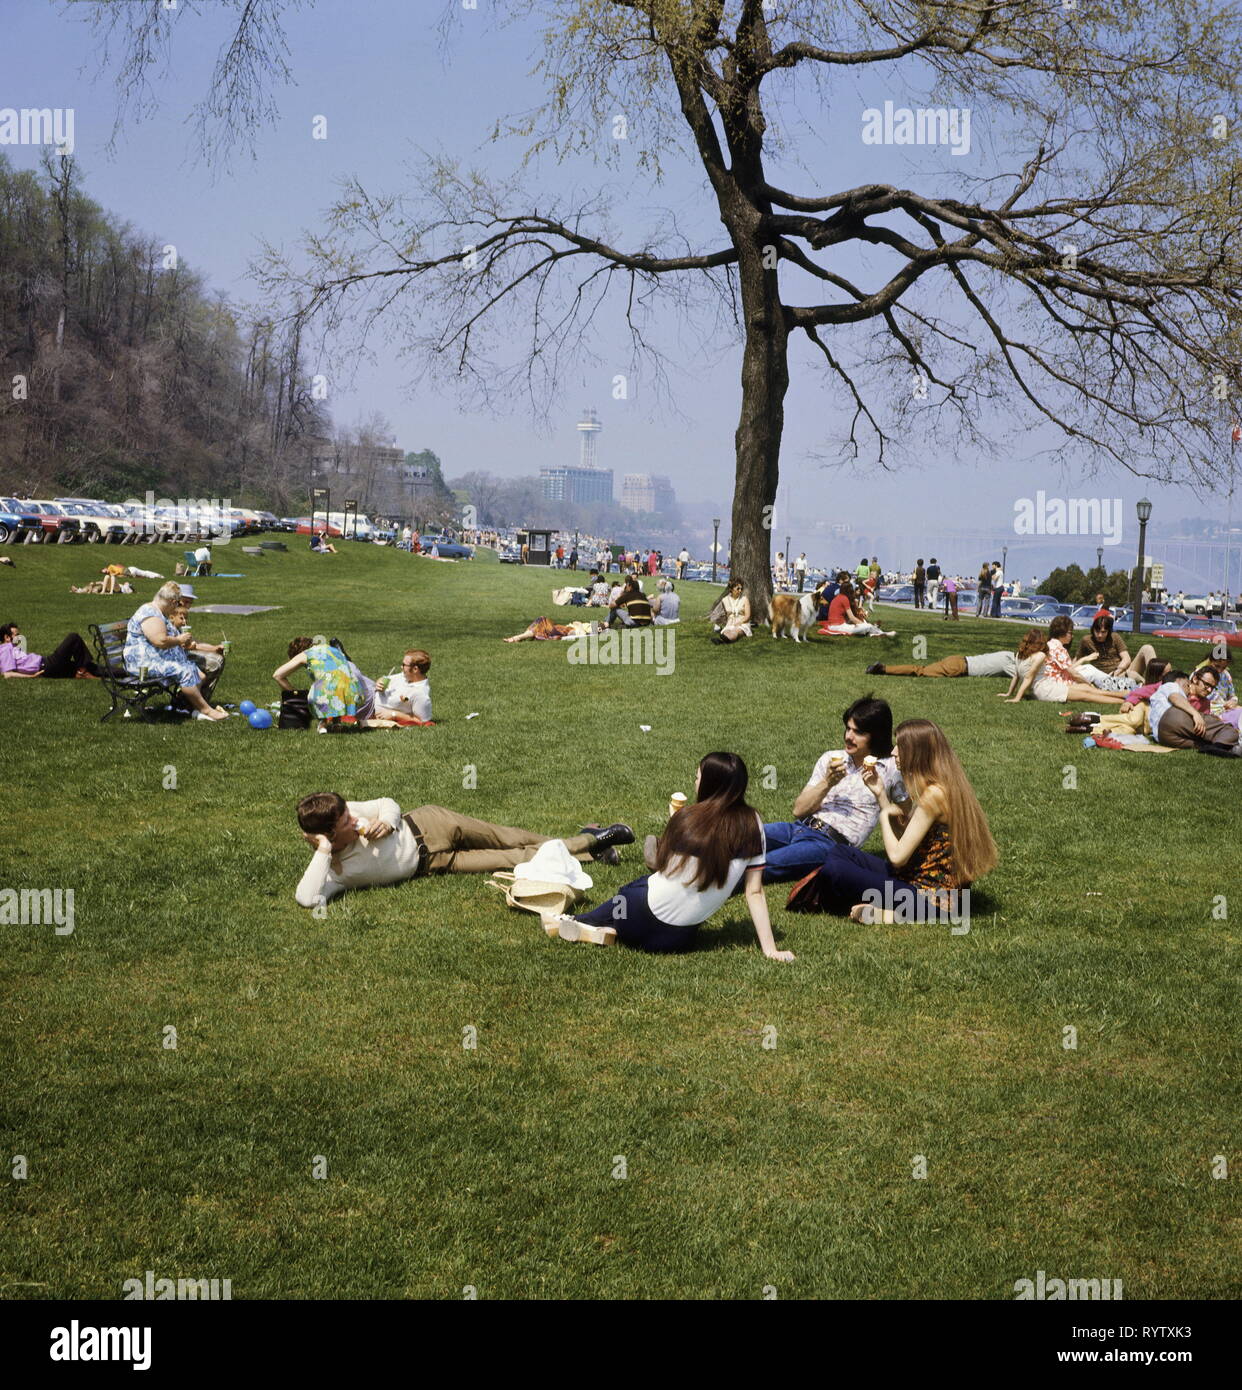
[1132, 498, 1152, 635]
[1096, 545, 1103, 576]
[785, 534, 791, 583]
[712, 518, 721, 584]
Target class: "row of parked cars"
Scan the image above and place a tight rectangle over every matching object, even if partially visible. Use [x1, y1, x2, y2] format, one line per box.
[0, 497, 410, 546]
[0, 496, 282, 545]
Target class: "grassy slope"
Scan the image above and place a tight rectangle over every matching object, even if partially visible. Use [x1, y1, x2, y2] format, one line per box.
[0, 542, 1237, 1300]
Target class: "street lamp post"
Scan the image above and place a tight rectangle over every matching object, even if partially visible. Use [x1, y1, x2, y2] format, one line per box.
[1096, 545, 1103, 576]
[1132, 498, 1152, 636]
[712, 518, 721, 585]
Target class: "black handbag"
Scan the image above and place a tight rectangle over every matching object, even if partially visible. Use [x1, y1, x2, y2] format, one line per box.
[279, 690, 313, 730]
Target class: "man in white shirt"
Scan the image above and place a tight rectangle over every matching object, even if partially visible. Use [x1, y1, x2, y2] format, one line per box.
[294, 792, 635, 907]
[794, 553, 808, 591]
[193, 543, 212, 575]
[676, 547, 690, 579]
[374, 649, 433, 722]
[1149, 668, 1238, 750]
[757, 698, 908, 882]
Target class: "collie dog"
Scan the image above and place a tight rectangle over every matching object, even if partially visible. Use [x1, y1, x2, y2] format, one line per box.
[769, 591, 816, 641]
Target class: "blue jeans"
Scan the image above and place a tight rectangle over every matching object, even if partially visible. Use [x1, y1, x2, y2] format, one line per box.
[762, 822, 845, 883]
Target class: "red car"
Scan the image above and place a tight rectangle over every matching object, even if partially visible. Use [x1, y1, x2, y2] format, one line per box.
[19, 499, 78, 543]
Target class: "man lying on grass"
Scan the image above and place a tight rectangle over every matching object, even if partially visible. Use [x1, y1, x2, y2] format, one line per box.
[294, 793, 633, 907]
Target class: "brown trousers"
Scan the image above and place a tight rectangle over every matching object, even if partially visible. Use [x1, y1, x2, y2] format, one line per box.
[882, 655, 968, 678]
[1156, 707, 1239, 751]
[406, 805, 596, 875]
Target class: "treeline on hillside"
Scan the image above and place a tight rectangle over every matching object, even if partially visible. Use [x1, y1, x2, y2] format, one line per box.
[0, 153, 326, 505]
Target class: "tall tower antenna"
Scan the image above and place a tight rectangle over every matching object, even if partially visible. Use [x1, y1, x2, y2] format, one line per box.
[577, 407, 602, 470]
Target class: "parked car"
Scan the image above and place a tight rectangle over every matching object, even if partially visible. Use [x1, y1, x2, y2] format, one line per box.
[52, 499, 131, 544]
[1111, 607, 1184, 633]
[20, 499, 79, 543]
[1028, 601, 1073, 620]
[294, 518, 344, 538]
[1000, 597, 1042, 618]
[1178, 594, 1211, 615]
[418, 534, 474, 559]
[875, 584, 915, 603]
[0, 497, 44, 545]
[1174, 615, 1238, 635]
[8, 500, 70, 542]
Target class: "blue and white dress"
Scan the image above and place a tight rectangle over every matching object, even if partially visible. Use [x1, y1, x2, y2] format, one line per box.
[123, 603, 201, 686]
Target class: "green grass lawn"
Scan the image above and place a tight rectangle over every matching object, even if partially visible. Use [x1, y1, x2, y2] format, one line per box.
[1, 541, 1237, 1300]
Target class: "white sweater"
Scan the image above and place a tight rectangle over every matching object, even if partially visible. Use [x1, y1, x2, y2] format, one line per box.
[295, 798, 421, 906]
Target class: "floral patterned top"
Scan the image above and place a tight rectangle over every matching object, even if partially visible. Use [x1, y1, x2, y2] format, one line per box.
[1045, 638, 1078, 684]
[305, 643, 362, 719]
[899, 822, 963, 901]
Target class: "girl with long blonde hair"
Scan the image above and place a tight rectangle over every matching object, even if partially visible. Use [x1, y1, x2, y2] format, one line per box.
[787, 718, 997, 923]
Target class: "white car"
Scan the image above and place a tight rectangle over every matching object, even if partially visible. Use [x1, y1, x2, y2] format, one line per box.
[54, 498, 133, 544]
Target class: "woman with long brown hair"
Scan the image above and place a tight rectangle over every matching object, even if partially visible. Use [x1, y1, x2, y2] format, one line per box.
[549, 752, 794, 961]
[787, 719, 997, 924]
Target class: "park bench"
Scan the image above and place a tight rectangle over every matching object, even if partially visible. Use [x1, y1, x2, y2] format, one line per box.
[259, 540, 287, 552]
[88, 620, 182, 723]
[241, 545, 264, 557]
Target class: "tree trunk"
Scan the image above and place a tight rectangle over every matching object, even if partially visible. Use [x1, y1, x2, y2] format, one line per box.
[729, 250, 789, 616]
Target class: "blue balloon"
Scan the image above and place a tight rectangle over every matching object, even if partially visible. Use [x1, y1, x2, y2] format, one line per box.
[248, 709, 273, 729]
[239, 699, 257, 716]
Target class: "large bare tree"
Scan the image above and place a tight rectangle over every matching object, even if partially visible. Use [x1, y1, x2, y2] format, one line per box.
[90, 0, 1242, 602]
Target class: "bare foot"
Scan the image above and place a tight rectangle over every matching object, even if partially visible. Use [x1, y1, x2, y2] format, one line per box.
[849, 902, 895, 924]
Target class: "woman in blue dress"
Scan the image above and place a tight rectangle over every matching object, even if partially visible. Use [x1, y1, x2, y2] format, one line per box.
[123, 582, 229, 721]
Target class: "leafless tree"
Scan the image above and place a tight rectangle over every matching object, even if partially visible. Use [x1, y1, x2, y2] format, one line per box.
[87, 0, 1242, 602]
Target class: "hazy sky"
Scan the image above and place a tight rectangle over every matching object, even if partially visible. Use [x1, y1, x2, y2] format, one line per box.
[3, 0, 1237, 571]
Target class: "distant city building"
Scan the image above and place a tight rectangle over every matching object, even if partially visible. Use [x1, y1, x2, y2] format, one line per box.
[540, 465, 614, 504]
[540, 407, 614, 503]
[621, 473, 676, 514]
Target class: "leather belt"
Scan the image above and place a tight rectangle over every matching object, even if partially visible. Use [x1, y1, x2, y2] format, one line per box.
[401, 813, 431, 875]
[806, 817, 849, 845]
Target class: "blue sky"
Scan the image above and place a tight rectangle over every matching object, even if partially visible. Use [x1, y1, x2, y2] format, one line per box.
[2, 0, 1237, 576]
